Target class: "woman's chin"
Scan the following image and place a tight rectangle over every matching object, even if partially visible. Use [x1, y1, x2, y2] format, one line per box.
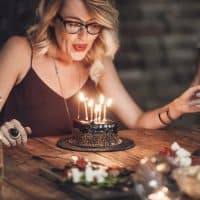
[70, 52, 87, 61]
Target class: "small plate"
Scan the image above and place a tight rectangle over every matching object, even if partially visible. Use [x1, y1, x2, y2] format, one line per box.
[59, 182, 140, 200]
[39, 166, 140, 200]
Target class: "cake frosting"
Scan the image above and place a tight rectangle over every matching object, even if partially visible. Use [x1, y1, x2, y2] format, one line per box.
[70, 119, 119, 147]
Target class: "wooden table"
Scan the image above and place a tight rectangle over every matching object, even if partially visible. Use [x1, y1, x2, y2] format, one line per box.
[1, 128, 200, 200]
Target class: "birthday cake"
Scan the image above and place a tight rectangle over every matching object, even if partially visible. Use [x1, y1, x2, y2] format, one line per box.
[57, 93, 134, 151]
[71, 119, 119, 147]
[66, 93, 121, 148]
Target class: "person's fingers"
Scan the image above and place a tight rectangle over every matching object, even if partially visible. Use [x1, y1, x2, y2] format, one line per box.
[11, 119, 27, 145]
[189, 106, 200, 112]
[196, 92, 200, 98]
[183, 85, 200, 99]
[184, 102, 200, 112]
[0, 133, 11, 147]
[25, 126, 32, 135]
[188, 99, 200, 105]
[4, 122, 22, 145]
[0, 126, 16, 146]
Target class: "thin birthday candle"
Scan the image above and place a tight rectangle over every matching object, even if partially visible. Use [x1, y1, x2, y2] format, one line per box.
[94, 104, 98, 123]
[88, 99, 94, 122]
[98, 104, 102, 122]
[77, 93, 83, 119]
[84, 98, 88, 121]
[99, 95, 105, 122]
[94, 104, 101, 123]
[79, 92, 88, 121]
[99, 95, 105, 104]
[103, 104, 106, 122]
[103, 98, 112, 122]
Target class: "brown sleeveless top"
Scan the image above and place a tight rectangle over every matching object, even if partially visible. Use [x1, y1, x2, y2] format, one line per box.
[0, 62, 97, 137]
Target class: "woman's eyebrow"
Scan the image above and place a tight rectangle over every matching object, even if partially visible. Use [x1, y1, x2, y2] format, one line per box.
[63, 16, 96, 22]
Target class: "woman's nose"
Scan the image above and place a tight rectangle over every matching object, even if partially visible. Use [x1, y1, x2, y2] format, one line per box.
[77, 27, 88, 40]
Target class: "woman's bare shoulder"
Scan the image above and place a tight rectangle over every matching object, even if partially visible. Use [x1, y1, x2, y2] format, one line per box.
[0, 36, 32, 82]
[1, 36, 31, 58]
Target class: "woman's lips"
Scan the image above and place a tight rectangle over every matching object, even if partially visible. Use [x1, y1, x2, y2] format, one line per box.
[73, 44, 87, 52]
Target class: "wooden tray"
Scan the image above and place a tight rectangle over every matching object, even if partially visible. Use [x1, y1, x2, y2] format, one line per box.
[39, 166, 141, 200]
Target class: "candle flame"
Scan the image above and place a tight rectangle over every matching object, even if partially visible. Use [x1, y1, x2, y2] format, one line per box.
[99, 95, 105, 104]
[106, 99, 112, 107]
[79, 92, 86, 102]
[78, 92, 112, 122]
[95, 104, 101, 112]
[88, 99, 94, 107]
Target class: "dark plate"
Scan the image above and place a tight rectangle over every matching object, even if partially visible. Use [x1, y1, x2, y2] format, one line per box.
[57, 136, 135, 152]
[39, 167, 141, 200]
[59, 182, 140, 200]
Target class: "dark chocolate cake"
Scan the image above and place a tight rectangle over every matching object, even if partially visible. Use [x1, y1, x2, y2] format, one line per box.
[70, 119, 119, 147]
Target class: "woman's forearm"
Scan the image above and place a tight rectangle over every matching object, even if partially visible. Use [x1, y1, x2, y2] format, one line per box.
[134, 99, 182, 129]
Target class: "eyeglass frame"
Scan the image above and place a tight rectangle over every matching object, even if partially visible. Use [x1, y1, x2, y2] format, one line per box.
[57, 14, 103, 35]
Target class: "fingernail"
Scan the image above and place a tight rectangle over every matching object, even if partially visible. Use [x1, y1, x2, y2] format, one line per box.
[189, 99, 200, 105]
[196, 92, 200, 97]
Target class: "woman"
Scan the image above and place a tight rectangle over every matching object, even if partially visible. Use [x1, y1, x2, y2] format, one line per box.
[0, 0, 200, 147]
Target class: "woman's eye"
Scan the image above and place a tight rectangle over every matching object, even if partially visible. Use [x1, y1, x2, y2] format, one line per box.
[67, 22, 80, 27]
[90, 24, 101, 30]
[91, 24, 100, 28]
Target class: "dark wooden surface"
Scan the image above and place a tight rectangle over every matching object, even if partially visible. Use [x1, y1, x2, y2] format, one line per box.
[1, 128, 200, 200]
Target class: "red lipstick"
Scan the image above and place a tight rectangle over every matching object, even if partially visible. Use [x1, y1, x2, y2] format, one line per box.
[73, 44, 87, 52]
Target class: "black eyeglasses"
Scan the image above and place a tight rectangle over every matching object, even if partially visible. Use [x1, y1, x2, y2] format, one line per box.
[57, 14, 103, 35]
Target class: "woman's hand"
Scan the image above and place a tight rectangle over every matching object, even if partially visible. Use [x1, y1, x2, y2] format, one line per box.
[0, 119, 32, 147]
[170, 85, 200, 117]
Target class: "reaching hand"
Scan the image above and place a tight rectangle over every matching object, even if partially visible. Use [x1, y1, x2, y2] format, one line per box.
[172, 85, 200, 116]
[0, 119, 32, 147]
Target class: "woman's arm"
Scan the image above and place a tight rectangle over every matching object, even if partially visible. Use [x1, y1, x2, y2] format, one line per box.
[0, 36, 32, 146]
[99, 57, 200, 129]
[0, 36, 31, 111]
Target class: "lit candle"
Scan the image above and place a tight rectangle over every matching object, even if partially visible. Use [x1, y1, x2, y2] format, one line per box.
[94, 104, 98, 123]
[98, 104, 102, 122]
[103, 98, 112, 122]
[84, 99, 88, 121]
[99, 95, 105, 104]
[88, 99, 94, 122]
[94, 104, 101, 123]
[99, 95, 105, 123]
[79, 92, 88, 121]
[77, 93, 83, 119]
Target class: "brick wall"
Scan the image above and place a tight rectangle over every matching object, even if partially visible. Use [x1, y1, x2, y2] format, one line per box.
[1, 0, 200, 127]
[115, 0, 200, 127]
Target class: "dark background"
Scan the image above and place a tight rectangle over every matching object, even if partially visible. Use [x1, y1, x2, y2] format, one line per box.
[0, 0, 200, 127]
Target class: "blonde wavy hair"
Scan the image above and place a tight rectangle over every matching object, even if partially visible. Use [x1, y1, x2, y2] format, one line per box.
[27, 0, 119, 83]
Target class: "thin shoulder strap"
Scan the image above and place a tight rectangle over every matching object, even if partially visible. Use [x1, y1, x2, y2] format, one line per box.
[26, 38, 33, 68]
